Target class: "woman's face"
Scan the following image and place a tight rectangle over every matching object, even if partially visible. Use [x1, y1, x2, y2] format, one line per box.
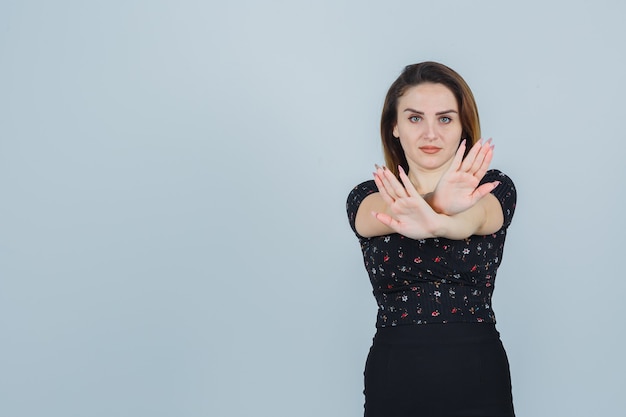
[392, 82, 463, 174]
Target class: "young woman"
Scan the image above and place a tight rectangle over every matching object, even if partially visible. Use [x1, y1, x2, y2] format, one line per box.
[347, 61, 517, 416]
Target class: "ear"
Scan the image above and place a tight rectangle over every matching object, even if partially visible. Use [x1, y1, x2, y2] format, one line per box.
[392, 124, 399, 139]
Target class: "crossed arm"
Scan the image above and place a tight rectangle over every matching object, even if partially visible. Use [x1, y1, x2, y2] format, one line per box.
[354, 140, 504, 240]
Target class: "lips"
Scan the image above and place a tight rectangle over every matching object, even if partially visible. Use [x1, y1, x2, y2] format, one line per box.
[419, 146, 441, 154]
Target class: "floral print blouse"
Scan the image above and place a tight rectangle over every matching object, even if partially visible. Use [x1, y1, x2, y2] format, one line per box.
[346, 169, 516, 328]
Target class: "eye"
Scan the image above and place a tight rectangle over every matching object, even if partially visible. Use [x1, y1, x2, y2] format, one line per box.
[409, 115, 421, 123]
[439, 116, 452, 124]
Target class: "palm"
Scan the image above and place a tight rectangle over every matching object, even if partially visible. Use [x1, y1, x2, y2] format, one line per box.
[372, 166, 441, 240]
[386, 199, 439, 239]
[431, 139, 499, 215]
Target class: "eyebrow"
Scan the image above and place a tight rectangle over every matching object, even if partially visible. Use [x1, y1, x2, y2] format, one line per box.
[403, 108, 458, 115]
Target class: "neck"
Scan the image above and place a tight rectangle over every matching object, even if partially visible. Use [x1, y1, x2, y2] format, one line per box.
[407, 159, 455, 195]
[408, 171, 440, 195]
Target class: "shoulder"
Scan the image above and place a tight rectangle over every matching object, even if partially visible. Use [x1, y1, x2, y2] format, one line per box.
[346, 180, 377, 208]
[481, 169, 517, 228]
[346, 180, 378, 234]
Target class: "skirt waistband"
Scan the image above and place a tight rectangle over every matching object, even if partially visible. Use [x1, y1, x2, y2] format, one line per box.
[372, 322, 501, 347]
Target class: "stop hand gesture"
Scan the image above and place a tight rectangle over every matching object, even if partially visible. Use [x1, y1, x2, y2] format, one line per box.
[371, 138, 499, 239]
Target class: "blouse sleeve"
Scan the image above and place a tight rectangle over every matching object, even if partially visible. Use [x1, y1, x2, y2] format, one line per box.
[481, 169, 517, 229]
[346, 180, 378, 236]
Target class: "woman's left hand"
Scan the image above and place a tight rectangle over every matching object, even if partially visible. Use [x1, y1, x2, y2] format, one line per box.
[427, 139, 499, 215]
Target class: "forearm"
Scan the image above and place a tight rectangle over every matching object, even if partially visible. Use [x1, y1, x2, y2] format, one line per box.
[355, 193, 395, 238]
[434, 205, 487, 240]
[435, 194, 503, 239]
[361, 165, 503, 240]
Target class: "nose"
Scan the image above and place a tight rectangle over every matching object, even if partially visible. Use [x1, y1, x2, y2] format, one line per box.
[423, 119, 437, 140]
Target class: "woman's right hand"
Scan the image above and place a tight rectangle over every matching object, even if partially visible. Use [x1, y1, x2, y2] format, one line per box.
[371, 165, 445, 240]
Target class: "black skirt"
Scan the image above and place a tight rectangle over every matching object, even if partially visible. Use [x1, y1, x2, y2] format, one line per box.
[364, 323, 515, 417]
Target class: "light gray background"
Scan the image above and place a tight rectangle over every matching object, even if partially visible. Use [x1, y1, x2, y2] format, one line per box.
[1, 1, 624, 416]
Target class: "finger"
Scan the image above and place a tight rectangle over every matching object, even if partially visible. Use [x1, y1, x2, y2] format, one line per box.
[459, 139, 483, 172]
[381, 166, 409, 198]
[374, 165, 399, 200]
[473, 143, 494, 179]
[373, 170, 396, 206]
[449, 139, 467, 172]
[468, 138, 492, 175]
[470, 181, 500, 204]
[398, 165, 420, 198]
[371, 210, 399, 229]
